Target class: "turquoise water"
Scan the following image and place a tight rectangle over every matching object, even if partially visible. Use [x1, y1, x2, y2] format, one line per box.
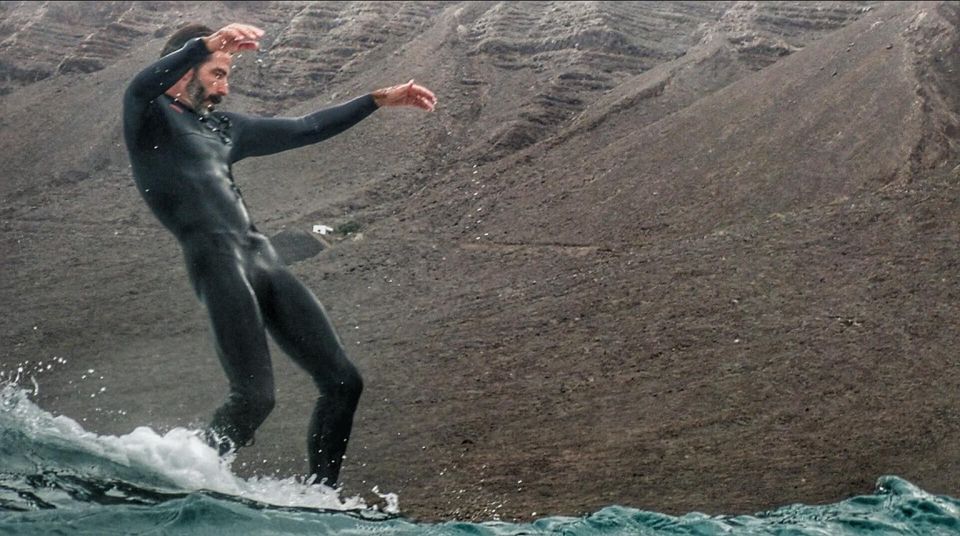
[2, 382, 959, 535]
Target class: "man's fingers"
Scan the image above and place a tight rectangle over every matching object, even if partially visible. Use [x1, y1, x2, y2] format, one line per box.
[416, 95, 435, 111]
[419, 85, 437, 101]
[411, 84, 437, 105]
[373, 80, 437, 110]
[404, 86, 435, 110]
[212, 23, 264, 52]
[241, 26, 264, 40]
[231, 27, 261, 44]
[227, 23, 264, 39]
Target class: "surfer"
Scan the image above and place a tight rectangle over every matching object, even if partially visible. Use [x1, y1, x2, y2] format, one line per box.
[122, 23, 436, 486]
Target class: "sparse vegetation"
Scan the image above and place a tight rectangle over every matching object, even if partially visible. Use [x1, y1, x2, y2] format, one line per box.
[335, 221, 361, 235]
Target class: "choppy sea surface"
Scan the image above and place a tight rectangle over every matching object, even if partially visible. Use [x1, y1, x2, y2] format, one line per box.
[1, 382, 959, 535]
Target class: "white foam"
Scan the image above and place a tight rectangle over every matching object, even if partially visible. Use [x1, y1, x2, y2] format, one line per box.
[0, 383, 396, 513]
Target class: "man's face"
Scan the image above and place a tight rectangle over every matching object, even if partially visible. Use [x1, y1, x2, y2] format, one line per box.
[187, 51, 232, 112]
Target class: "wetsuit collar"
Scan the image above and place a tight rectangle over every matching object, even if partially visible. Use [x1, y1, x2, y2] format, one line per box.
[163, 93, 215, 118]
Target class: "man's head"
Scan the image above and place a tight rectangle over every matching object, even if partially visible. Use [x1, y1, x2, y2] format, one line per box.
[162, 24, 232, 113]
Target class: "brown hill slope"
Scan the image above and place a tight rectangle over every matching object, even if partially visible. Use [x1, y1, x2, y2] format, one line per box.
[413, 1, 949, 245]
[3, 0, 960, 522]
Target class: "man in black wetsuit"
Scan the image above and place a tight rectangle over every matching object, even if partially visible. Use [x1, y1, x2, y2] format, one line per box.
[122, 22, 436, 487]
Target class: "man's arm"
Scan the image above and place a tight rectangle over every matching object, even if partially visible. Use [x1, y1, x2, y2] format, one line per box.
[123, 38, 210, 124]
[226, 95, 380, 162]
[123, 24, 263, 128]
[227, 81, 437, 162]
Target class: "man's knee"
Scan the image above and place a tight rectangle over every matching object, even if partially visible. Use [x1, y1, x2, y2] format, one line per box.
[317, 361, 363, 403]
[344, 363, 363, 400]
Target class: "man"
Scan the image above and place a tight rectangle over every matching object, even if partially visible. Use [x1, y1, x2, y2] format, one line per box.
[122, 22, 436, 487]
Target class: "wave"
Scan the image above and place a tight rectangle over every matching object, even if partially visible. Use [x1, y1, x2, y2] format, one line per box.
[0, 382, 382, 512]
[2, 382, 959, 535]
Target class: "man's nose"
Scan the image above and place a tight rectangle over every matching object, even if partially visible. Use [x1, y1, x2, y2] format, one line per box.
[214, 81, 229, 96]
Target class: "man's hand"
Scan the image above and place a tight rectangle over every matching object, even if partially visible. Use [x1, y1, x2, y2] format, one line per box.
[372, 80, 437, 112]
[204, 23, 265, 54]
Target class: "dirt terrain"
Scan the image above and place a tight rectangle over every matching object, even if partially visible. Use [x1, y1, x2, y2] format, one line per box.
[2, 0, 960, 522]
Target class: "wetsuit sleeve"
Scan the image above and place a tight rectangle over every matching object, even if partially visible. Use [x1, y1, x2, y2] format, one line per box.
[225, 95, 379, 162]
[123, 38, 210, 129]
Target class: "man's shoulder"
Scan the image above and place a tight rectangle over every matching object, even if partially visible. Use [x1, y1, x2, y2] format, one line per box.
[123, 95, 177, 145]
[125, 92, 168, 117]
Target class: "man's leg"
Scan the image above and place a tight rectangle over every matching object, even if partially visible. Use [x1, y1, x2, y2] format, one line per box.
[257, 268, 362, 486]
[189, 256, 276, 453]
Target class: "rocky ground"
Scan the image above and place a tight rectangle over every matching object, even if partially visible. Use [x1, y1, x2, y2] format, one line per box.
[2, 0, 960, 522]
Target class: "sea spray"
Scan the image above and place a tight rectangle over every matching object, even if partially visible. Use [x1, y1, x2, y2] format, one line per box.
[0, 383, 383, 512]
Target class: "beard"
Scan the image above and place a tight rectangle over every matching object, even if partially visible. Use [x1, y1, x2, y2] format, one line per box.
[186, 74, 222, 114]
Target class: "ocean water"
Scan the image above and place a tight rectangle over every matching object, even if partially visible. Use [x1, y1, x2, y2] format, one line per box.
[1, 382, 959, 535]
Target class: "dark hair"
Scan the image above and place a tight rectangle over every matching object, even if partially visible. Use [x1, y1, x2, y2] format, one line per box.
[160, 24, 214, 57]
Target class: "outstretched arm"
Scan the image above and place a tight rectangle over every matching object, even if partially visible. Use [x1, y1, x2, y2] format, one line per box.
[226, 95, 381, 161]
[228, 81, 438, 162]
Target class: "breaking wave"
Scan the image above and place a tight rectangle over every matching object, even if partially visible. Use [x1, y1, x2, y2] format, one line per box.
[1, 382, 959, 535]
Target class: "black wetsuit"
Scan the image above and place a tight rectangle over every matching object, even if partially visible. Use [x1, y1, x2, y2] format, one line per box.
[123, 37, 377, 485]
